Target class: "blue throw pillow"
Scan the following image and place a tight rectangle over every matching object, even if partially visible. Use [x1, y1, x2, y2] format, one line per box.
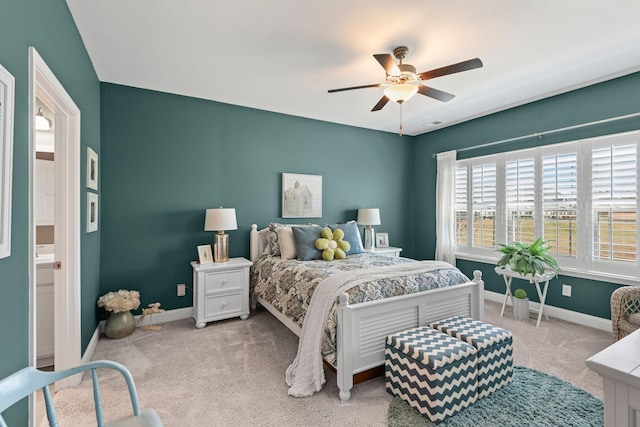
[328, 221, 364, 255]
[292, 225, 323, 261]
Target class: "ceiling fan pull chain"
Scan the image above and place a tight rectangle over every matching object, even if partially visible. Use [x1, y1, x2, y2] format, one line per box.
[399, 104, 403, 136]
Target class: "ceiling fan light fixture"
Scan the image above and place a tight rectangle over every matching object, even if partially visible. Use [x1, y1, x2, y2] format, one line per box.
[384, 83, 418, 104]
[35, 107, 52, 131]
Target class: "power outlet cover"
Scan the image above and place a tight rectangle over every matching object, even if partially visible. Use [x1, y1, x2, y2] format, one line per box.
[562, 284, 572, 297]
[177, 284, 186, 297]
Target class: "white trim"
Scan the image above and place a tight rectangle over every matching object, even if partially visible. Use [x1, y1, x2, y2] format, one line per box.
[484, 290, 611, 332]
[81, 325, 102, 364]
[0, 64, 14, 259]
[29, 47, 82, 395]
[134, 306, 193, 327]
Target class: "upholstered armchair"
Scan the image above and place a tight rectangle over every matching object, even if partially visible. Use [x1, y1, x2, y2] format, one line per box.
[611, 286, 640, 341]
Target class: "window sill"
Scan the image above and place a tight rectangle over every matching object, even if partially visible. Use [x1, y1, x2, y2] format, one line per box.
[455, 253, 640, 286]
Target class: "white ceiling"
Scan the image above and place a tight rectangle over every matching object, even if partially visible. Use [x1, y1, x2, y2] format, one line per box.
[65, 0, 640, 136]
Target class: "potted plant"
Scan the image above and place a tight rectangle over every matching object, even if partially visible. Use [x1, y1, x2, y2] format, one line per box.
[496, 237, 559, 278]
[513, 288, 529, 322]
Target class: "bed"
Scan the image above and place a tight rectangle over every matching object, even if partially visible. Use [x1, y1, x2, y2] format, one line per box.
[249, 223, 484, 401]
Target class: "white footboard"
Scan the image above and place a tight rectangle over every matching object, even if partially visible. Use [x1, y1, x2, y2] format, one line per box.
[335, 271, 484, 401]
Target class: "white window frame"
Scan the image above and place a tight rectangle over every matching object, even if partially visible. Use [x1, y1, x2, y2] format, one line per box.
[455, 130, 640, 285]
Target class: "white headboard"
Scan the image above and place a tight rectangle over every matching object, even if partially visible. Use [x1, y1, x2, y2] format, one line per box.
[250, 224, 265, 262]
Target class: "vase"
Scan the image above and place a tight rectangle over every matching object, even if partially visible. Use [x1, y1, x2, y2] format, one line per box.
[104, 311, 135, 339]
[513, 297, 530, 322]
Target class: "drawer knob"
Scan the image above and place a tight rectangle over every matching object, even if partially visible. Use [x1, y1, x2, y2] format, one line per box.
[221, 301, 227, 307]
[221, 279, 228, 286]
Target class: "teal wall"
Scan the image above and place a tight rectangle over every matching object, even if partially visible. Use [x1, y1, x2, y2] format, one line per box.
[414, 71, 640, 319]
[0, 0, 101, 423]
[99, 83, 415, 310]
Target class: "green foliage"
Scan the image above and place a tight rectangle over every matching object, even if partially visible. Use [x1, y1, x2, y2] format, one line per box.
[514, 288, 527, 299]
[497, 237, 559, 277]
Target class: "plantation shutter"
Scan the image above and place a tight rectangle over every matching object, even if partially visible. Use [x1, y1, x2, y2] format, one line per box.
[455, 166, 468, 246]
[591, 143, 637, 263]
[505, 157, 535, 244]
[542, 152, 578, 258]
[472, 162, 497, 249]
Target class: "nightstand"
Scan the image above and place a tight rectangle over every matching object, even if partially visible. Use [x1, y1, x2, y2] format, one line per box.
[364, 247, 403, 257]
[191, 257, 253, 328]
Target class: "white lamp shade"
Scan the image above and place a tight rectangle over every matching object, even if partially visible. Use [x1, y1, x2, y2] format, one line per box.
[357, 208, 381, 226]
[384, 84, 419, 104]
[35, 108, 52, 131]
[204, 208, 237, 231]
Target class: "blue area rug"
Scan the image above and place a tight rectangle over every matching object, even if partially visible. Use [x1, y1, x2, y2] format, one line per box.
[387, 365, 603, 427]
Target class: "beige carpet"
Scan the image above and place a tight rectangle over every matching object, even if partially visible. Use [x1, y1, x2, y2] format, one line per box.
[42, 300, 612, 426]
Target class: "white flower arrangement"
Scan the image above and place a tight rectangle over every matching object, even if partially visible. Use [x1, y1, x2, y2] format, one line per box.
[97, 290, 141, 313]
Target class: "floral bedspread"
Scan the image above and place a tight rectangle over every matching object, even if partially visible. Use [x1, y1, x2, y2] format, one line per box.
[250, 253, 470, 366]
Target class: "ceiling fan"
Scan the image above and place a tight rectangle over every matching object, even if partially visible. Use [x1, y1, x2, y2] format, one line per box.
[328, 46, 483, 112]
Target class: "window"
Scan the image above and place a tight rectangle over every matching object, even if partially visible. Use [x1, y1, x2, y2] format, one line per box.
[455, 130, 639, 281]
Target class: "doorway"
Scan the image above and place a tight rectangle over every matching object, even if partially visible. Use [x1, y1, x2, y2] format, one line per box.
[29, 47, 81, 401]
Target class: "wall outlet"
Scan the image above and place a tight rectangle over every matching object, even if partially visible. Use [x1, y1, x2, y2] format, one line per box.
[562, 284, 572, 297]
[177, 283, 186, 297]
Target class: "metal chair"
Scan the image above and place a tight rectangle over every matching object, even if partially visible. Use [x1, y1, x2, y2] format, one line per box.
[610, 286, 640, 341]
[0, 360, 162, 427]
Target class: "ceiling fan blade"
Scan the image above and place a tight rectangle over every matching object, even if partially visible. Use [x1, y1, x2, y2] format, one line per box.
[418, 58, 483, 81]
[373, 54, 400, 76]
[417, 85, 456, 102]
[371, 96, 390, 111]
[328, 83, 381, 93]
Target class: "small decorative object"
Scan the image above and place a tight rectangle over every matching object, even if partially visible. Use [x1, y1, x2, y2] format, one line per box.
[358, 208, 381, 250]
[282, 173, 322, 218]
[0, 64, 15, 259]
[86, 147, 98, 190]
[315, 227, 350, 260]
[513, 288, 530, 322]
[97, 290, 141, 339]
[376, 232, 389, 248]
[197, 244, 213, 264]
[139, 302, 165, 331]
[204, 207, 237, 262]
[496, 237, 558, 277]
[87, 192, 98, 233]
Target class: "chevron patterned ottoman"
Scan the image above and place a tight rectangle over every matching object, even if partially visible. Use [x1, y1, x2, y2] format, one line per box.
[385, 326, 478, 423]
[429, 316, 513, 399]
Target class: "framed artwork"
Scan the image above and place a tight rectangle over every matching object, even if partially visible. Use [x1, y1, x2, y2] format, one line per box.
[0, 64, 14, 259]
[376, 232, 389, 248]
[282, 173, 322, 218]
[197, 244, 213, 264]
[86, 192, 98, 233]
[87, 147, 98, 190]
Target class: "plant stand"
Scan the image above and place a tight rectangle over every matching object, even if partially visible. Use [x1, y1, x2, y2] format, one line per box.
[495, 267, 555, 327]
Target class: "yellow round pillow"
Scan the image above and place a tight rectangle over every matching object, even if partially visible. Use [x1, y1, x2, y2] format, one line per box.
[315, 227, 351, 261]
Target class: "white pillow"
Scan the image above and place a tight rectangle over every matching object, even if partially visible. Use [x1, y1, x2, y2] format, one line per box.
[276, 227, 297, 260]
[258, 228, 271, 255]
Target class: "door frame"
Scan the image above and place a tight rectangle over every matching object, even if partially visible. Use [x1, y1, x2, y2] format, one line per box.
[28, 47, 81, 389]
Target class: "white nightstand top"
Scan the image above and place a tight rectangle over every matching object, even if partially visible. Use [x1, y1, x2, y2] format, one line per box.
[363, 247, 402, 255]
[191, 257, 252, 272]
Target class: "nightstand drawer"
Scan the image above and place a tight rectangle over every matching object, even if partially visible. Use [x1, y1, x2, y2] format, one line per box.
[204, 270, 243, 294]
[204, 292, 243, 317]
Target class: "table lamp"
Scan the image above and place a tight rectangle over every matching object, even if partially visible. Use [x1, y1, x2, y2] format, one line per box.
[204, 208, 237, 262]
[357, 208, 381, 250]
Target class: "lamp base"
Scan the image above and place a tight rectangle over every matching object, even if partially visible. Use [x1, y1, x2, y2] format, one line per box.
[363, 226, 375, 250]
[214, 233, 229, 262]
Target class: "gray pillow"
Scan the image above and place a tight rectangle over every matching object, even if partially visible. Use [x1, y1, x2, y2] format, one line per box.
[292, 226, 323, 261]
[328, 221, 364, 255]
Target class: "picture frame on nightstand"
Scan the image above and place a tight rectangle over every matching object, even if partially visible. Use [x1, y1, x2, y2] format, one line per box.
[197, 244, 213, 264]
[376, 232, 389, 248]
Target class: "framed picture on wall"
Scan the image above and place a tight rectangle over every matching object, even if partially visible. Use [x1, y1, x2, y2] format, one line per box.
[282, 173, 322, 218]
[0, 64, 15, 259]
[87, 147, 98, 190]
[197, 244, 213, 264]
[87, 192, 98, 233]
[376, 232, 389, 248]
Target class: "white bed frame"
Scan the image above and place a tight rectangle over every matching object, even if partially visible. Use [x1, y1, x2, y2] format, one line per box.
[249, 224, 484, 401]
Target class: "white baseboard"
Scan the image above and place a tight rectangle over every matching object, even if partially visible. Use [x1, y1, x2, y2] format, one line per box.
[484, 290, 611, 332]
[82, 324, 102, 363]
[134, 307, 193, 327]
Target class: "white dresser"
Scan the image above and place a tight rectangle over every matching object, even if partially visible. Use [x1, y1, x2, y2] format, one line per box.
[191, 258, 252, 328]
[586, 329, 640, 426]
[363, 246, 402, 257]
